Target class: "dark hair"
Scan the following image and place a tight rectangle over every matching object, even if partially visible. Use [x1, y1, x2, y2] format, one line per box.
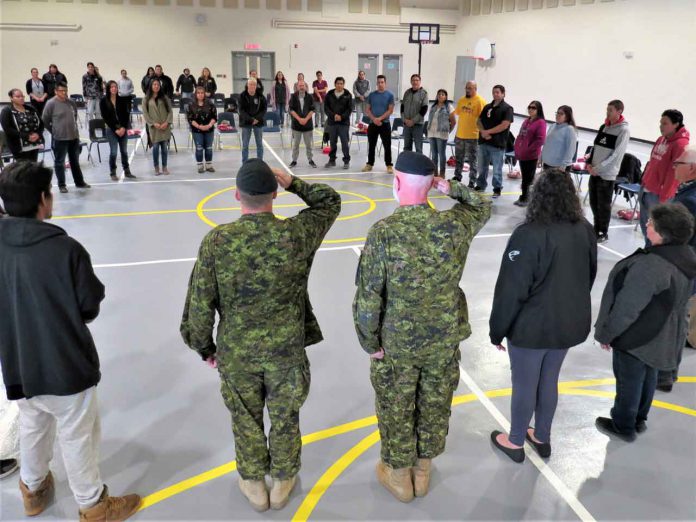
[8, 88, 22, 98]
[0, 161, 53, 218]
[493, 84, 505, 94]
[49, 64, 58, 70]
[377, 75, 387, 82]
[121, 69, 127, 75]
[31, 67, 38, 74]
[155, 64, 163, 69]
[145, 79, 171, 111]
[436, 88, 448, 99]
[651, 203, 695, 245]
[527, 100, 545, 121]
[146, 67, 155, 76]
[608, 99, 624, 112]
[557, 105, 576, 128]
[411, 74, 421, 81]
[334, 76, 345, 85]
[55, 81, 67, 90]
[274, 71, 285, 84]
[662, 109, 684, 129]
[105, 80, 118, 95]
[87, 62, 94, 67]
[526, 169, 583, 225]
[316, 70, 322, 76]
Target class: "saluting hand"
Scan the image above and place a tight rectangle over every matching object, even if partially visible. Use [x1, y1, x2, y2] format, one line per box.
[273, 168, 293, 189]
[205, 355, 218, 369]
[370, 348, 385, 360]
[433, 177, 450, 195]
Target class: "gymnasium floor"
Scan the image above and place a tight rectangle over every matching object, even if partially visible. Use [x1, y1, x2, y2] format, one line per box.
[0, 115, 694, 522]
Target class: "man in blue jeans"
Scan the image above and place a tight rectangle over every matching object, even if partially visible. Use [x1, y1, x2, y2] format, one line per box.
[475, 85, 513, 198]
[239, 78, 267, 163]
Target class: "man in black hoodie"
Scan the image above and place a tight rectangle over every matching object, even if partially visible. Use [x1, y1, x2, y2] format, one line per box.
[0, 162, 141, 519]
[323, 77, 353, 169]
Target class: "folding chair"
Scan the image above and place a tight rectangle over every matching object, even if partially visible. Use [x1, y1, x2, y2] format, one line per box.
[178, 98, 192, 128]
[378, 117, 403, 157]
[213, 93, 225, 109]
[131, 97, 143, 124]
[0, 131, 14, 172]
[349, 115, 370, 151]
[263, 111, 284, 149]
[87, 119, 109, 163]
[216, 112, 242, 150]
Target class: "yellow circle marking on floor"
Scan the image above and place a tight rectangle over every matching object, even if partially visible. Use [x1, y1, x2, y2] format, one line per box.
[136, 377, 696, 514]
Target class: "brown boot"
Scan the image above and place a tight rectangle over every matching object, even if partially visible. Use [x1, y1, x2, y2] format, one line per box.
[19, 471, 55, 516]
[270, 475, 297, 510]
[376, 461, 414, 503]
[238, 477, 269, 512]
[412, 458, 432, 497]
[78, 485, 141, 521]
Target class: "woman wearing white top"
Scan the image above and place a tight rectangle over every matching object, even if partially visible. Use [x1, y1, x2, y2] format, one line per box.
[427, 89, 456, 177]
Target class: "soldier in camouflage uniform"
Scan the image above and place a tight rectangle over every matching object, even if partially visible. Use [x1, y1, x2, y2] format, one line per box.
[180, 159, 341, 512]
[353, 151, 491, 502]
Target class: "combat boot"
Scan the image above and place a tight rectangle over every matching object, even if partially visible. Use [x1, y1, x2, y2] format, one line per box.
[412, 458, 431, 497]
[19, 471, 54, 516]
[376, 461, 414, 503]
[78, 485, 141, 521]
[238, 477, 269, 512]
[270, 475, 296, 510]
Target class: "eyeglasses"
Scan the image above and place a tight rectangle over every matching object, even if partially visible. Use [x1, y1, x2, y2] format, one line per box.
[527, 106, 537, 110]
[673, 161, 689, 166]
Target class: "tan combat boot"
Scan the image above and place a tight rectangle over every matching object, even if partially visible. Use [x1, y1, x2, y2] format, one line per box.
[78, 485, 141, 521]
[412, 458, 432, 497]
[19, 471, 55, 516]
[270, 475, 297, 510]
[238, 477, 269, 512]
[376, 461, 414, 503]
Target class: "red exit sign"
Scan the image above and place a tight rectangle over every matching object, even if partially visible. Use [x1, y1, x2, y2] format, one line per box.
[244, 43, 261, 50]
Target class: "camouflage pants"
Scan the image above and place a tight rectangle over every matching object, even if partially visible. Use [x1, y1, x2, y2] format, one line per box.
[220, 358, 310, 480]
[370, 349, 460, 469]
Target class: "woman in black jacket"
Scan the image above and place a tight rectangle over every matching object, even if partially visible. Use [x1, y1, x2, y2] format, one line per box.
[197, 68, 217, 99]
[141, 67, 155, 95]
[26, 68, 48, 117]
[187, 86, 217, 173]
[0, 88, 44, 161]
[489, 169, 597, 462]
[100, 81, 135, 180]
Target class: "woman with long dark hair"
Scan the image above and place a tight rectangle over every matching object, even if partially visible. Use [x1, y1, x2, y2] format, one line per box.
[489, 170, 597, 462]
[513, 100, 546, 206]
[541, 105, 578, 170]
[141, 66, 155, 95]
[426, 89, 455, 177]
[100, 80, 135, 180]
[270, 71, 290, 126]
[187, 86, 217, 173]
[197, 67, 217, 98]
[143, 79, 172, 175]
[0, 88, 44, 162]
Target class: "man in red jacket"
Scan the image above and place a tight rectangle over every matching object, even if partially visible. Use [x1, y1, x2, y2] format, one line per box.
[640, 109, 690, 246]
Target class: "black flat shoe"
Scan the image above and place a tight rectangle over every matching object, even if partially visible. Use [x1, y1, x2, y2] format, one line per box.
[525, 428, 551, 458]
[490, 431, 525, 463]
[635, 420, 647, 433]
[595, 416, 636, 442]
[656, 383, 673, 392]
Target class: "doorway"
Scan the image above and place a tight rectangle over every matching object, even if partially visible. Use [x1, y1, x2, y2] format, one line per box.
[382, 54, 402, 101]
[357, 54, 378, 94]
[231, 51, 276, 95]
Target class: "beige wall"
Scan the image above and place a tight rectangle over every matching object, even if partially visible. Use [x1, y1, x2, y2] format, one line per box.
[0, 1, 458, 102]
[457, 0, 696, 141]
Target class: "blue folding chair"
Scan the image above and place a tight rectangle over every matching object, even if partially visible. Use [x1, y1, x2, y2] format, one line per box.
[263, 111, 285, 149]
[349, 115, 371, 151]
[216, 112, 242, 150]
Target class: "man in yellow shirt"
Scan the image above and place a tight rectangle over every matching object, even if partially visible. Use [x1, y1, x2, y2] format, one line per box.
[454, 81, 486, 186]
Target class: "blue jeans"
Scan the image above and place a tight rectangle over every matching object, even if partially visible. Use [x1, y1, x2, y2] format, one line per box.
[192, 131, 214, 163]
[508, 344, 569, 446]
[242, 126, 263, 163]
[639, 190, 662, 247]
[403, 123, 424, 153]
[106, 128, 129, 172]
[277, 106, 286, 126]
[476, 143, 505, 191]
[611, 349, 658, 436]
[152, 140, 168, 168]
[429, 137, 447, 175]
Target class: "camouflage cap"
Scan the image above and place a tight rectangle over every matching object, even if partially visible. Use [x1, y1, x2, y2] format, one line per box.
[394, 151, 436, 176]
[236, 159, 279, 195]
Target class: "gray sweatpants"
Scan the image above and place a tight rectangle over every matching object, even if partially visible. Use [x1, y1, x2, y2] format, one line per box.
[508, 344, 569, 446]
[291, 130, 314, 162]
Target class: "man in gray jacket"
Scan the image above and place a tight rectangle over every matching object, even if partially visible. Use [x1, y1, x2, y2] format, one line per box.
[353, 71, 370, 125]
[594, 203, 696, 442]
[401, 74, 429, 154]
[42, 82, 90, 194]
[587, 99, 630, 243]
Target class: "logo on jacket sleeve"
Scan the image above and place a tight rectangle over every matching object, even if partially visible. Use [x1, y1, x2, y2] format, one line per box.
[508, 250, 520, 261]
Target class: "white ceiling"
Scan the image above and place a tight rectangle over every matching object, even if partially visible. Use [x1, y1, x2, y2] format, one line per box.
[400, 0, 461, 10]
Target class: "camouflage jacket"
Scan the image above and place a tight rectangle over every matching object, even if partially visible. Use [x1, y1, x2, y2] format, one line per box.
[181, 177, 341, 372]
[353, 181, 491, 361]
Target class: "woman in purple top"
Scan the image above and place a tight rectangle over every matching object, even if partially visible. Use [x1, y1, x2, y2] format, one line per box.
[513, 100, 547, 207]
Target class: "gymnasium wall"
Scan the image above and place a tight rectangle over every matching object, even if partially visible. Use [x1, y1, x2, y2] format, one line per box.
[457, 0, 696, 141]
[0, 0, 458, 103]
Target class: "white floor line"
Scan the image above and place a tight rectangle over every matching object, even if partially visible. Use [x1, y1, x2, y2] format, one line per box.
[598, 244, 629, 259]
[351, 246, 362, 256]
[92, 244, 362, 269]
[457, 368, 596, 522]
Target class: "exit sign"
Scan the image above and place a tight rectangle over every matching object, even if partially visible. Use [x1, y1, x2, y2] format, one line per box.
[244, 43, 261, 50]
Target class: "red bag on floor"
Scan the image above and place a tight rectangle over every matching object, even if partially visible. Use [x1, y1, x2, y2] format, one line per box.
[617, 209, 640, 220]
[217, 124, 233, 131]
[322, 146, 331, 154]
[507, 169, 521, 179]
[446, 156, 456, 167]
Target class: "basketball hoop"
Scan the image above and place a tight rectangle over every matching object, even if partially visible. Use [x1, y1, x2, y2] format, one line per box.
[421, 40, 434, 46]
[409, 23, 440, 76]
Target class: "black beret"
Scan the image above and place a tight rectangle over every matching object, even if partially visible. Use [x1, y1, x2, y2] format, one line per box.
[236, 159, 278, 195]
[394, 151, 436, 176]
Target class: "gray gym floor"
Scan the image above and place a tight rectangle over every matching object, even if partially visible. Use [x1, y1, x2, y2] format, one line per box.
[1, 115, 694, 522]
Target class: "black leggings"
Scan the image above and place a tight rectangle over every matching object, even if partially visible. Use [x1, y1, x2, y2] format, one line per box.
[519, 159, 537, 201]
